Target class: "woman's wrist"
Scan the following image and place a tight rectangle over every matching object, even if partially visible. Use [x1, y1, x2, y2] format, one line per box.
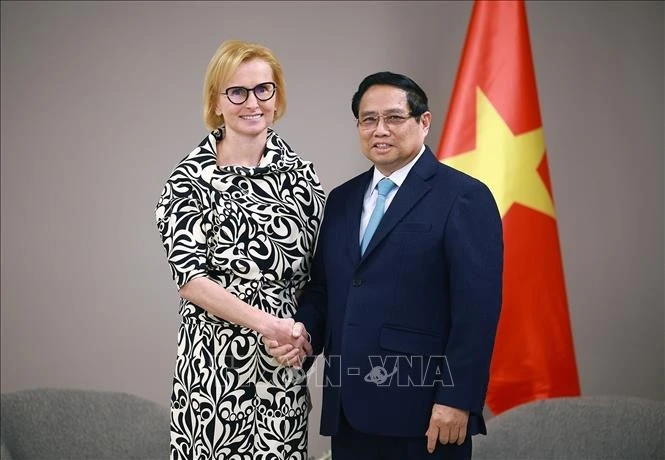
[255, 311, 277, 337]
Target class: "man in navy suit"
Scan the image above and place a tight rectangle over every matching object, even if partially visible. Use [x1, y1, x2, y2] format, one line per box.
[267, 71, 503, 459]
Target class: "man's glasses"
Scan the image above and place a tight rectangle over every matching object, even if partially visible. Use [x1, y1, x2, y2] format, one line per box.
[357, 113, 413, 130]
[221, 82, 276, 105]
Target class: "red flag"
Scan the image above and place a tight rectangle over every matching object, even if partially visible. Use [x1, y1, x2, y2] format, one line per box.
[437, 0, 580, 415]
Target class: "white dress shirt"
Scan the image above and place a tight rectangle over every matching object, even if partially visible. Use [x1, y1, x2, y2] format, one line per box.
[359, 145, 426, 242]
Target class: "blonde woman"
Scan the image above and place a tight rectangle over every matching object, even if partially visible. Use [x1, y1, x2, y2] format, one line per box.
[156, 39, 325, 459]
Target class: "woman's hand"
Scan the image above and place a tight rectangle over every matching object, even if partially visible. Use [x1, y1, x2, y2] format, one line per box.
[263, 318, 312, 368]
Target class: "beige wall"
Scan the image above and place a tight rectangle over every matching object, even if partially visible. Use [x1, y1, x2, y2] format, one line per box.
[1, 1, 663, 456]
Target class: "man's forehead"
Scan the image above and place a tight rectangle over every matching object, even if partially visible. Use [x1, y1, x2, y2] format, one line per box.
[359, 85, 408, 112]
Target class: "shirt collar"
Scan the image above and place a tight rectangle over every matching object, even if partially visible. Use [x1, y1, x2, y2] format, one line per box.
[368, 145, 426, 191]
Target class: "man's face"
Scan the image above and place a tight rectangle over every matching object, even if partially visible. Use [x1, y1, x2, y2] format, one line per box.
[357, 84, 431, 176]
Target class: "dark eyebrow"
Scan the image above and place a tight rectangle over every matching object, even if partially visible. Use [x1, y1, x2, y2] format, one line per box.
[359, 108, 408, 117]
[383, 109, 408, 115]
[361, 108, 408, 116]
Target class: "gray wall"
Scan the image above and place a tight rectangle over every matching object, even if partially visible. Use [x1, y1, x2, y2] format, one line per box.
[1, 1, 662, 456]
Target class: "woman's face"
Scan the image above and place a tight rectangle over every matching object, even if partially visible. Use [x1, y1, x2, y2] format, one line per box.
[215, 58, 277, 138]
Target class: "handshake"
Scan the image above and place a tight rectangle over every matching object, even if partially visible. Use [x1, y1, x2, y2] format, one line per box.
[262, 317, 313, 369]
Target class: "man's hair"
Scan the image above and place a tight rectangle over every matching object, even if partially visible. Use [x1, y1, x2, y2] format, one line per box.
[351, 71, 429, 119]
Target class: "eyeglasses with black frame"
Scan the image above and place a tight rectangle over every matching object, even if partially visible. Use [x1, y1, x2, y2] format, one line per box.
[221, 82, 277, 105]
[357, 112, 414, 130]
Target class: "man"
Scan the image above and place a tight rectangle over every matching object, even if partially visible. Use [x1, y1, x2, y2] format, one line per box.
[267, 71, 503, 459]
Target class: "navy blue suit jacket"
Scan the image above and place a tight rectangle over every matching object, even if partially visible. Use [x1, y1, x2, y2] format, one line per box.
[296, 147, 503, 438]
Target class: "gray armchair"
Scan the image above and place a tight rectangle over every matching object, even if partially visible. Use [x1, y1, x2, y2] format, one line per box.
[1, 388, 169, 460]
[473, 395, 665, 459]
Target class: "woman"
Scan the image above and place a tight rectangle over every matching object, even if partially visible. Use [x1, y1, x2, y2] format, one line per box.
[156, 39, 325, 460]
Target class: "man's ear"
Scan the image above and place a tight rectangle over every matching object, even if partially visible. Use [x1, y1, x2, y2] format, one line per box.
[420, 111, 432, 133]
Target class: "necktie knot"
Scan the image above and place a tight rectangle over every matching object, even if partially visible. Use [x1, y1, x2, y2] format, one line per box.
[376, 178, 396, 197]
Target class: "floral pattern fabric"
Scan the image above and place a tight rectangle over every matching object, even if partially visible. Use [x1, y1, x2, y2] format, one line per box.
[156, 128, 325, 459]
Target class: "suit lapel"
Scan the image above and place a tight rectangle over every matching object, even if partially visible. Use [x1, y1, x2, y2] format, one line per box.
[360, 148, 438, 260]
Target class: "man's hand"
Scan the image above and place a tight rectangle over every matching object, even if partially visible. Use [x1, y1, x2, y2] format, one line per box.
[425, 404, 469, 453]
[263, 321, 312, 368]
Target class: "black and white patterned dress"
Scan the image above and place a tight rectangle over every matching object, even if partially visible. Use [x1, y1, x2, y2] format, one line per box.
[156, 128, 325, 459]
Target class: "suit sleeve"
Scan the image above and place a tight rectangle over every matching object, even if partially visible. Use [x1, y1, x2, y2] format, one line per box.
[295, 189, 336, 365]
[435, 181, 503, 414]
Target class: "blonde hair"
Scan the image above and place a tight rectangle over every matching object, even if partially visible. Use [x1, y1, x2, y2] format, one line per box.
[203, 40, 287, 131]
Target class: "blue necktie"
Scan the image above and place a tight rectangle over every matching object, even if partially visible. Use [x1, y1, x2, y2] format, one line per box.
[361, 178, 397, 255]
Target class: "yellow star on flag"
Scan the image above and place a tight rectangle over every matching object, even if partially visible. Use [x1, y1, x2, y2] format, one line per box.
[442, 88, 555, 218]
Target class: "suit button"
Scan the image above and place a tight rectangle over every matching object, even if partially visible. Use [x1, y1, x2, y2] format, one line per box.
[352, 279, 363, 287]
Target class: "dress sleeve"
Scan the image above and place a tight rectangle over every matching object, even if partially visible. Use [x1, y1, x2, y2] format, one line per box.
[155, 173, 208, 289]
